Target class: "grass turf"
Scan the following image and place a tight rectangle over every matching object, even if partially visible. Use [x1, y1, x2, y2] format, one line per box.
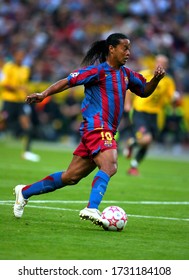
[0, 138, 189, 260]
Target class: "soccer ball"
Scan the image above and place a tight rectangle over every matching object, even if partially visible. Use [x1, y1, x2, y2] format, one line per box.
[101, 206, 128, 231]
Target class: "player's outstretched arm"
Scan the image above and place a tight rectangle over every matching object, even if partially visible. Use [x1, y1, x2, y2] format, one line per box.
[143, 65, 165, 97]
[26, 78, 69, 104]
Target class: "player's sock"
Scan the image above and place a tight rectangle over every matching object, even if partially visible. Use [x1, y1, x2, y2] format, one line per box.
[23, 127, 33, 151]
[88, 170, 110, 209]
[135, 146, 148, 163]
[22, 171, 64, 199]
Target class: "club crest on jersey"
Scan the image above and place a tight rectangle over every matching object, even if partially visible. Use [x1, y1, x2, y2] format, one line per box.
[104, 140, 113, 147]
[70, 72, 79, 77]
[125, 76, 128, 84]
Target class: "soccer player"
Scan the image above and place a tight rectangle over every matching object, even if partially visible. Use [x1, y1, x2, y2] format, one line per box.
[13, 33, 165, 225]
[124, 55, 176, 176]
[0, 49, 40, 162]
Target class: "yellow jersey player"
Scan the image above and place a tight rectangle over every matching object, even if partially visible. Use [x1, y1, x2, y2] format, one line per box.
[124, 54, 176, 175]
[0, 49, 40, 161]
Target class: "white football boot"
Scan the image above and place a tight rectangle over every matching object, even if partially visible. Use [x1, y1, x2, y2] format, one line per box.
[13, 185, 28, 218]
[79, 207, 103, 226]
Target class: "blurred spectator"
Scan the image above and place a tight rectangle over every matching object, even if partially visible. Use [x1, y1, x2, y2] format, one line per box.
[0, 0, 188, 91]
[0, 0, 189, 145]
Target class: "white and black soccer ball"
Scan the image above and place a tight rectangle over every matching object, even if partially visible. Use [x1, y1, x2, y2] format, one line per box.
[101, 206, 128, 231]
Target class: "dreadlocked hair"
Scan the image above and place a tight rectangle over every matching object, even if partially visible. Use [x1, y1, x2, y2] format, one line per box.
[81, 33, 128, 67]
[81, 40, 107, 66]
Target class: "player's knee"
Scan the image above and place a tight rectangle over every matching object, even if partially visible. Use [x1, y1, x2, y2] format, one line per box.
[105, 163, 117, 177]
[144, 134, 153, 145]
[137, 133, 152, 146]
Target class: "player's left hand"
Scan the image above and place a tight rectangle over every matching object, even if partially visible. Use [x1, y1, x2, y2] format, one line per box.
[154, 65, 166, 80]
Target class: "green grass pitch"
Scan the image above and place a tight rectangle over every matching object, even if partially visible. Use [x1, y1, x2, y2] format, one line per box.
[0, 138, 189, 260]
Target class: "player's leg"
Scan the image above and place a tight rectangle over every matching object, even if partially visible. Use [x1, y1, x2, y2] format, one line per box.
[13, 154, 96, 218]
[128, 132, 152, 175]
[128, 112, 155, 175]
[122, 111, 136, 159]
[127, 111, 150, 175]
[90, 148, 117, 207]
[82, 130, 118, 208]
[79, 129, 118, 224]
[19, 104, 40, 162]
[79, 148, 117, 225]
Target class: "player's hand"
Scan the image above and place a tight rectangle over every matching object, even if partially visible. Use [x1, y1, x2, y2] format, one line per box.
[25, 93, 45, 104]
[154, 65, 166, 81]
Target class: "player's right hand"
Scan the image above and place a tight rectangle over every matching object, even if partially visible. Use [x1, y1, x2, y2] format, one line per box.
[25, 93, 45, 104]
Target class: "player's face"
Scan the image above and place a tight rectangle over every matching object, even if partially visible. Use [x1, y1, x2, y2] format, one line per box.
[111, 39, 131, 67]
[155, 56, 168, 70]
[14, 50, 25, 65]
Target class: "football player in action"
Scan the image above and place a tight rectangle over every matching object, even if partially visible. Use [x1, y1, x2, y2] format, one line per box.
[13, 33, 165, 225]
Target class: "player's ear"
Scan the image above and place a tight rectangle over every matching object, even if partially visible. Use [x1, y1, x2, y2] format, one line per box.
[109, 45, 114, 54]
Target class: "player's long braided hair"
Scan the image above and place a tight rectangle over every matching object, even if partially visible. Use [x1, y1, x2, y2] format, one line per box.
[81, 33, 128, 66]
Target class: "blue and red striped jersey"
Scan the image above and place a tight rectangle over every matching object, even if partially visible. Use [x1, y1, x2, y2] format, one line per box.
[67, 62, 146, 134]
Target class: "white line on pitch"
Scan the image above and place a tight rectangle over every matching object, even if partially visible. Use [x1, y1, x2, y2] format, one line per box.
[1, 200, 189, 205]
[1, 202, 189, 222]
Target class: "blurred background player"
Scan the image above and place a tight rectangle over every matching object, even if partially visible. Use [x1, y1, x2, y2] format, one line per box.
[124, 54, 178, 176]
[0, 49, 40, 162]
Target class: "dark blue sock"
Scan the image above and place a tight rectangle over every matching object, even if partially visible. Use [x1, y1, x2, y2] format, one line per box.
[22, 171, 65, 199]
[88, 170, 110, 209]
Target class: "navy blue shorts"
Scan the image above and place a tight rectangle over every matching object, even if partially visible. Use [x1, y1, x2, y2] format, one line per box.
[132, 110, 158, 140]
[2, 101, 32, 123]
